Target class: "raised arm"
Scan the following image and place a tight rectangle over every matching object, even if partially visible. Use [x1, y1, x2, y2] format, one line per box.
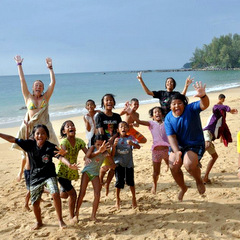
[0, 133, 16, 143]
[44, 57, 56, 102]
[137, 72, 154, 96]
[14, 55, 30, 103]
[193, 81, 209, 111]
[182, 75, 194, 95]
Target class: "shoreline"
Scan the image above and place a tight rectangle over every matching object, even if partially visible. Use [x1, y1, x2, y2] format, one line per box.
[1, 86, 240, 144]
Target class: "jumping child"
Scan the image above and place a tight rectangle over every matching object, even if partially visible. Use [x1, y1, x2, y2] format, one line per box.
[120, 98, 147, 143]
[164, 81, 209, 201]
[83, 99, 101, 147]
[112, 121, 140, 209]
[95, 93, 122, 195]
[56, 120, 88, 223]
[75, 134, 112, 221]
[129, 106, 170, 194]
[0, 124, 77, 229]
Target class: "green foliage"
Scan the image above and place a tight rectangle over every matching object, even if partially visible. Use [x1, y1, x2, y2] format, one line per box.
[190, 33, 240, 69]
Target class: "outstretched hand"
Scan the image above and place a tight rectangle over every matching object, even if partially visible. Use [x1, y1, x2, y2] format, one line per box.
[137, 71, 142, 81]
[54, 146, 67, 157]
[99, 140, 111, 153]
[193, 81, 206, 98]
[185, 75, 194, 87]
[46, 57, 53, 69]
[14, 55, 23, 64]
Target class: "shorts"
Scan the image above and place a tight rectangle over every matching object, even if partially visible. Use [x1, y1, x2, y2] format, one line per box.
[24, 169, 30, 190]
[169, 145, 205, 161]
[128, 128, 145, 142]
[203, 130, 216, 155]
[58, 177, 74, 192]
[152, 148, 169, 163]
[115, 165, 134, 189]
[30, 177, 59, 205]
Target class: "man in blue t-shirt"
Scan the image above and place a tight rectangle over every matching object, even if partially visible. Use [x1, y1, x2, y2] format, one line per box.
[164, 81, 209, 201]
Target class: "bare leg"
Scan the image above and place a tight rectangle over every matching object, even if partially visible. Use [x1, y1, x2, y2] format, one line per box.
[75, 173, 89, 221]
[17, 155, 26, 182]
[99, 167, 107, 185]
[67, 188, 77, 222]
[203, 152, 218, 184]
[105, 169, 115, 196]
[152, 162, 161, 194]
[90, 176, 101, 221]
[183, 151, 205, 195]
[169, 152, 188, 201]
[32, 199, 43, 230]
[25, 190, 30, 211]
[115, 188, 121, 210]
[130, 186, 137, 208]
[52, 192, 66, 229]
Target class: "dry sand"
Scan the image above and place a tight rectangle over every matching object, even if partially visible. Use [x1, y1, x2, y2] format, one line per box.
[0, 88, 240, 239]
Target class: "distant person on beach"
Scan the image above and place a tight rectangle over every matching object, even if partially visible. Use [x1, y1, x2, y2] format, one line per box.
[56, 120, 88, 223]
[112, 121, 140, 209]
[237, 131, 240, 179]
[75, 134, 112, 221]
[95, 93, 122, 195]
[137, 72, 194, 116]
[164, 82, 209, 201]
[12, 55, 58, 182]
[120, 98, 147, 143]
[0, 124, 77, 230]
[83, 99, 101, 148]
[127, 106, 170, 194]
[202, 94, 238, 184]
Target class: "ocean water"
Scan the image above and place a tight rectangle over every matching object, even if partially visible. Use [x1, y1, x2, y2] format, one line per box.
[1, 70, 240, 128]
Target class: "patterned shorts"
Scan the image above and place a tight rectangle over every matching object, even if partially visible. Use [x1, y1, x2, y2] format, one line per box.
[30, 177, 59, 205]
[152, 148, 169, 163]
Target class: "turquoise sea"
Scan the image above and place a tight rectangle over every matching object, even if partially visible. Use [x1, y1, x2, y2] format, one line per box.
[1, 70, 240, 128]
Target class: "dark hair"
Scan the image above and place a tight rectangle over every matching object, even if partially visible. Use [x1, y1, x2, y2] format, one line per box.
[149, 106, 163, 117]
[118, 121, 129, 128]
[60, 120, 75, 138]
[130, 98, 139, 103]
[218, 94, 226, 99]
[94, 133, 107, 143]
[165, 77, 176, 89]
[170, 93, 188, 106]
[101, 93, 116, 108]
[32, 124, 50, 139]
[85, 99, 96, 106]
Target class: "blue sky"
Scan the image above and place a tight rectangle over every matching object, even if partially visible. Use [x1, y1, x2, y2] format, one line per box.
[1, 0, 240, 75]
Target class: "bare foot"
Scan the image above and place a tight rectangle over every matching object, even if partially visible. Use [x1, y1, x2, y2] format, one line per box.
[151, 186, 156, 194]
[70, 216, 78, 225]
[90, 216, 98, 221]
[59, 220, 67, 229]
[24, 205, 30, 211]
[202, 177, 211, 185]
[132, 197, 137, 209]
[16, 172, 23, 182]
[196, 181, 206, 195]
[178, 186, 188, 201]
[31, 222, 43, 230]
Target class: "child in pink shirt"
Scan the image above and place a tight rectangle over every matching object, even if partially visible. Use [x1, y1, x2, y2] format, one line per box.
[130, 106, 169, 194]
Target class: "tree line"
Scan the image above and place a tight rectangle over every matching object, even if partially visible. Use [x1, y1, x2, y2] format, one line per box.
[185, 33, 240, 69]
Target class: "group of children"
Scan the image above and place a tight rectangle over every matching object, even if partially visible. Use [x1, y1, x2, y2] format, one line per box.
[1, 72, 238, 230]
